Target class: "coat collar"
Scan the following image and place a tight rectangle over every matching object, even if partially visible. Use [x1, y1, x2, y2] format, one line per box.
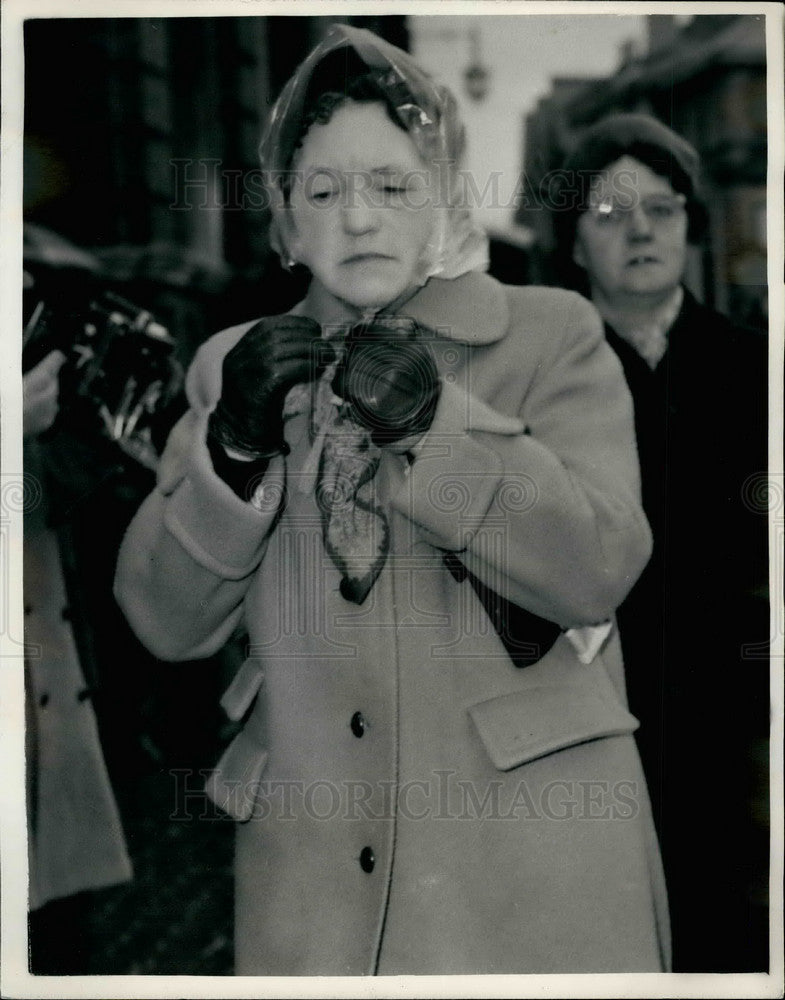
[401, 271, 509, 345]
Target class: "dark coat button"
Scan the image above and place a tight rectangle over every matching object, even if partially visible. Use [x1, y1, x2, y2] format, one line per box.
[359, 846, 375, 873]
[350, 711, 366, 738]
[39, 693, 49, 708]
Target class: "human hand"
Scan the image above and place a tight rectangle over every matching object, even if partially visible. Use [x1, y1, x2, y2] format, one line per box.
[23, 350, 66, 438]
[333, 316, 441, 446]
[208, 315, 333, 457]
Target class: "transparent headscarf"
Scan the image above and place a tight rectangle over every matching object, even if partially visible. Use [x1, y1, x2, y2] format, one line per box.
[259, 23, 488, 287]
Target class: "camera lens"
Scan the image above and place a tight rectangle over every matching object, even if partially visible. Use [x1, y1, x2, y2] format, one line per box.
[338, 336, 439, 443]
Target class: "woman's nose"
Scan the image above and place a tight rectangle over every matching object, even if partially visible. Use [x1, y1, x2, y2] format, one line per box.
[627, 204, 654, 240]
[341, 201, 381, 236]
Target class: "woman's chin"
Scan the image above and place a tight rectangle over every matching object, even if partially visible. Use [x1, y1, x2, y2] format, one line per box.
[332, 277, 419, 314]
[307, 274, 423, 319]
[345, 285, 417, 313]
[346, 292, 399, 313]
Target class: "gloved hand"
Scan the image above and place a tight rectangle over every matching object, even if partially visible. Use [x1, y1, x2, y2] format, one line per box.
[208, 314, 333, 457]
[333, 316, 441, 445]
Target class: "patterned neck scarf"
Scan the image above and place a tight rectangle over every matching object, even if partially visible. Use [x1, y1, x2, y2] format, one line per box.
[282, 341, 390, 605]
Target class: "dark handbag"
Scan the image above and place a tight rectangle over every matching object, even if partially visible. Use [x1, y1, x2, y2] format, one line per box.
[442, 553, 562, 668]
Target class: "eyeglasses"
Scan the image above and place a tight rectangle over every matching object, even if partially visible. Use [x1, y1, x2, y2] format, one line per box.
[586, 193, 687, 227]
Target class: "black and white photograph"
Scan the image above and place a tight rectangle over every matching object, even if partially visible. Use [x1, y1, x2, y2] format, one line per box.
[1, 1, 782, 996]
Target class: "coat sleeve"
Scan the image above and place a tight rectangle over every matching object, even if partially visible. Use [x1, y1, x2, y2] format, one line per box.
[388, 292, 652, 627]
[113, 325, 285, 661]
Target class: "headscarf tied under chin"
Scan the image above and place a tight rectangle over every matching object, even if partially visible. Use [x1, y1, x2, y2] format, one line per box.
[257, 26, 488, 603]
[258, 22, 489, 284]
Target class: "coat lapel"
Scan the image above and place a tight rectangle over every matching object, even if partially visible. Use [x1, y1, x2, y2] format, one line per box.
[402, 272, 510, 345]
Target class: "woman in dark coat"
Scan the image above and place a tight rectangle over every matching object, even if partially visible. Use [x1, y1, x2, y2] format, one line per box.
[115, 29, 668, 975]
[553, 113, 769, 972]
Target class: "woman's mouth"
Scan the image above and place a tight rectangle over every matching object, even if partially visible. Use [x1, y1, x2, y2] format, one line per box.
[627, 254, 660, 267]
[341, 253, 396, 265]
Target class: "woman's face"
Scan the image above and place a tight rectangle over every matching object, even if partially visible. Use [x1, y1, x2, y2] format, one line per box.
[287, 101, 438, 313]
[572, 155, 689, 310]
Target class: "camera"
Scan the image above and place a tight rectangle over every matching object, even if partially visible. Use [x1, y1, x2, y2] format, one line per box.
[23, 289, 183, 470]
[332, 316, 440, 444]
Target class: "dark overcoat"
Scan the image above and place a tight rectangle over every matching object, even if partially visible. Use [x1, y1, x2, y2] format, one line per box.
[115, 272, 669, 974]
[605, 289, 769, 971]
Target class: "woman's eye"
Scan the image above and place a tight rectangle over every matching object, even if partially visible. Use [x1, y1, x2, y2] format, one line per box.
[310, 190, 333, 202]
[374, 183, 405, 200]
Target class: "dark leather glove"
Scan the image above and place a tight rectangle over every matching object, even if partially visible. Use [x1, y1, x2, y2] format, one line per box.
[208, 314, 333, 457]
[333, 316, 441, 445]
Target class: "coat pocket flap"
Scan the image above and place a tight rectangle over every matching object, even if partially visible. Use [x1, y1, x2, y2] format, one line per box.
[468, 684, 639, 772]
[204, 730, 268, 822]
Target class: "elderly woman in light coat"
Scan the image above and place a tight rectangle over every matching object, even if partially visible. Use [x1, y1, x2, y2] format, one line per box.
[115, 25, 667, 976]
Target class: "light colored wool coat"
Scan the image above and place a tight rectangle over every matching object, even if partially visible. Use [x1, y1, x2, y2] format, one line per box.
[115, 272, 669, 975]
[25, 440, 132, 910]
